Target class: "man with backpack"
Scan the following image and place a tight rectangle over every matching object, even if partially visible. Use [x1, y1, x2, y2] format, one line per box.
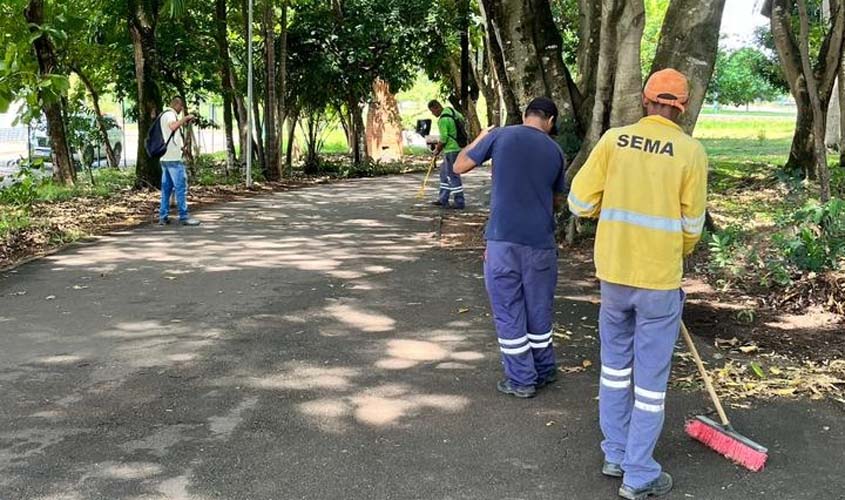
[148, 97, 200, 226]
[428, 100, 468, 209]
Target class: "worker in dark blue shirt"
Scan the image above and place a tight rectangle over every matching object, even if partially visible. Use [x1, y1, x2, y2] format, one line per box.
[454, 97, 567, 398]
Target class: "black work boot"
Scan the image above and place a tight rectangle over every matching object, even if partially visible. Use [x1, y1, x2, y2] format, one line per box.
[618, 472, 673, 500]
[536, 372, 558, 389]
[496, 380, 536, 399]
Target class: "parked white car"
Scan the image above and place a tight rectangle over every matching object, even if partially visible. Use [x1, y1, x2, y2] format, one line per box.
[29, 115, 123, 169]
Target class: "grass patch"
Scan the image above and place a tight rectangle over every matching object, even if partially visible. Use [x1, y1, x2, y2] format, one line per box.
[35, 168, 135, 202]
[0, 208, 32, 238]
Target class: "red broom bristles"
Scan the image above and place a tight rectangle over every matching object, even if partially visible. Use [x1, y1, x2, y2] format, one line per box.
[685, 419, 768, 472]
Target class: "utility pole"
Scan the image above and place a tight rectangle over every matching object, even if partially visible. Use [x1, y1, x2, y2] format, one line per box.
[246, 0, 254, 187]
[120, 100, 127, 169]
[459, 0, 470, 110]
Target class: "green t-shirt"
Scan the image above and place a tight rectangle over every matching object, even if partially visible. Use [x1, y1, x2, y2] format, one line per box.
[438, 107, 465, 154]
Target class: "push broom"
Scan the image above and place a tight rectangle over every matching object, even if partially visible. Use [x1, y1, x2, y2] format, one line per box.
[680, 322, 769, 471]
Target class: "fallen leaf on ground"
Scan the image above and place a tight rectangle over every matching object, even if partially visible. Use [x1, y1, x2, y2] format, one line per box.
[739, 345, 759, 354]
[582, 359, 593, 368]
[457, 308, 469, 314]
[559, 366, 586, 374]
[715, 337, 739, 349]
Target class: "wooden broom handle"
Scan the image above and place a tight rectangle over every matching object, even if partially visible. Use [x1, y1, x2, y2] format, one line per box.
[680, 322, 731, 427]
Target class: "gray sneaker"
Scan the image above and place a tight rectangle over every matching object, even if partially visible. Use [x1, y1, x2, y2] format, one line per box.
[158, 217, 170, 226]
[602, 461, 623, 478]
[618, 472, 673, 500]
[180, 218, 201, 226]
[496, 380, 536, 399]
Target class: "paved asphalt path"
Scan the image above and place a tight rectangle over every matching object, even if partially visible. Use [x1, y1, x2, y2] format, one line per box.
[1, 173, 843, 500]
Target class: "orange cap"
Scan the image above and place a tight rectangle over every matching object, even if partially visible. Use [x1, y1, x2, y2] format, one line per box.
[644, 68, 689, 113]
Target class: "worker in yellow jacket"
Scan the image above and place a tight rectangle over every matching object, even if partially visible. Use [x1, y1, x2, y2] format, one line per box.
[568, 68, 708, 500]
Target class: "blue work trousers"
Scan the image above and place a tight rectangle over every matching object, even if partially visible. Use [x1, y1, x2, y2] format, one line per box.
[484, 240, 557, 389]
[438, 152, 465, 208]
[598, 281, 684, 489]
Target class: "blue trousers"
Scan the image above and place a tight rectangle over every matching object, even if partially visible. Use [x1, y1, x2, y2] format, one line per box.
[159, 161, 189, 221]
[438, 152, 465, 207]
[484, 240, 557, 388]
[598, 281, 683, 489]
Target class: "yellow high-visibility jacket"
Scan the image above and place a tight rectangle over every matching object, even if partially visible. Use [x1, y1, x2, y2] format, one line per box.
[568, 115, 708, 290]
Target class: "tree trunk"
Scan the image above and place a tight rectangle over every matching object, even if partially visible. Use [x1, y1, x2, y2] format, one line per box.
[826, 78, 840, 149]
[129, 0, 163, 189]
[567, 0, 645, 183]
[575, 0, 601, 122]
[221, 95, 236, 176]
[229, 70, 250, 165]
[276, 0, 288, 174]
[651, 0, 727, 134]
[479, 0, 580, 132]
[823, 0, 840, 149]
[251, 91, 267, 171]
[338, 110, 352, 152]
[767, 0, 845, 178]
[262, 0, 279, 181]
[788, 94, 817, 178]
[25, 0, 75, 185]
[180, 97, 197, 174]
[840, 51, 845, 168]
[348, 97, 367, 166]
[446, 54, 482, 138]
[285, 108, 299, 175]
[215, 0, 238, 171]
[74, 68, 119, 169]
[481, 4, 520, 124]
[478, 44, 502, 127]
[797, 0, 832, 201]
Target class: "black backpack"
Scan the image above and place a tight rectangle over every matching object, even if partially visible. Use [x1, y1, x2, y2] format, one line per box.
[144, 111, 177, 160]
[442, 108, 469, 148]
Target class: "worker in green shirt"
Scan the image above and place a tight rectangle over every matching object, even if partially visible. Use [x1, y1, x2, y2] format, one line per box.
[428, 100, 467, 209]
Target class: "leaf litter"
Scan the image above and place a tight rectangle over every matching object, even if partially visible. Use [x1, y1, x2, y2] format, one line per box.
[671, 348, 845, 406]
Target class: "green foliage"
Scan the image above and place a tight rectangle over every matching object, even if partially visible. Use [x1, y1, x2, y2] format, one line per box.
[0, 208, 32, 238]
[288, 0, 432, 113]
[708, 47, 781, 107]
[641, 0, 670, 77]
[192, 153, 246, 186]
[33, 167, 133, 201]
[0, 0, 71, 121]
[775, 199, 845, 272]
[707, 225, 742, 271]
[318, 157, 427, 179]
[549, 0, 580, 70]
[0, 163, 46, 208]
[752, 2, 830, 96]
